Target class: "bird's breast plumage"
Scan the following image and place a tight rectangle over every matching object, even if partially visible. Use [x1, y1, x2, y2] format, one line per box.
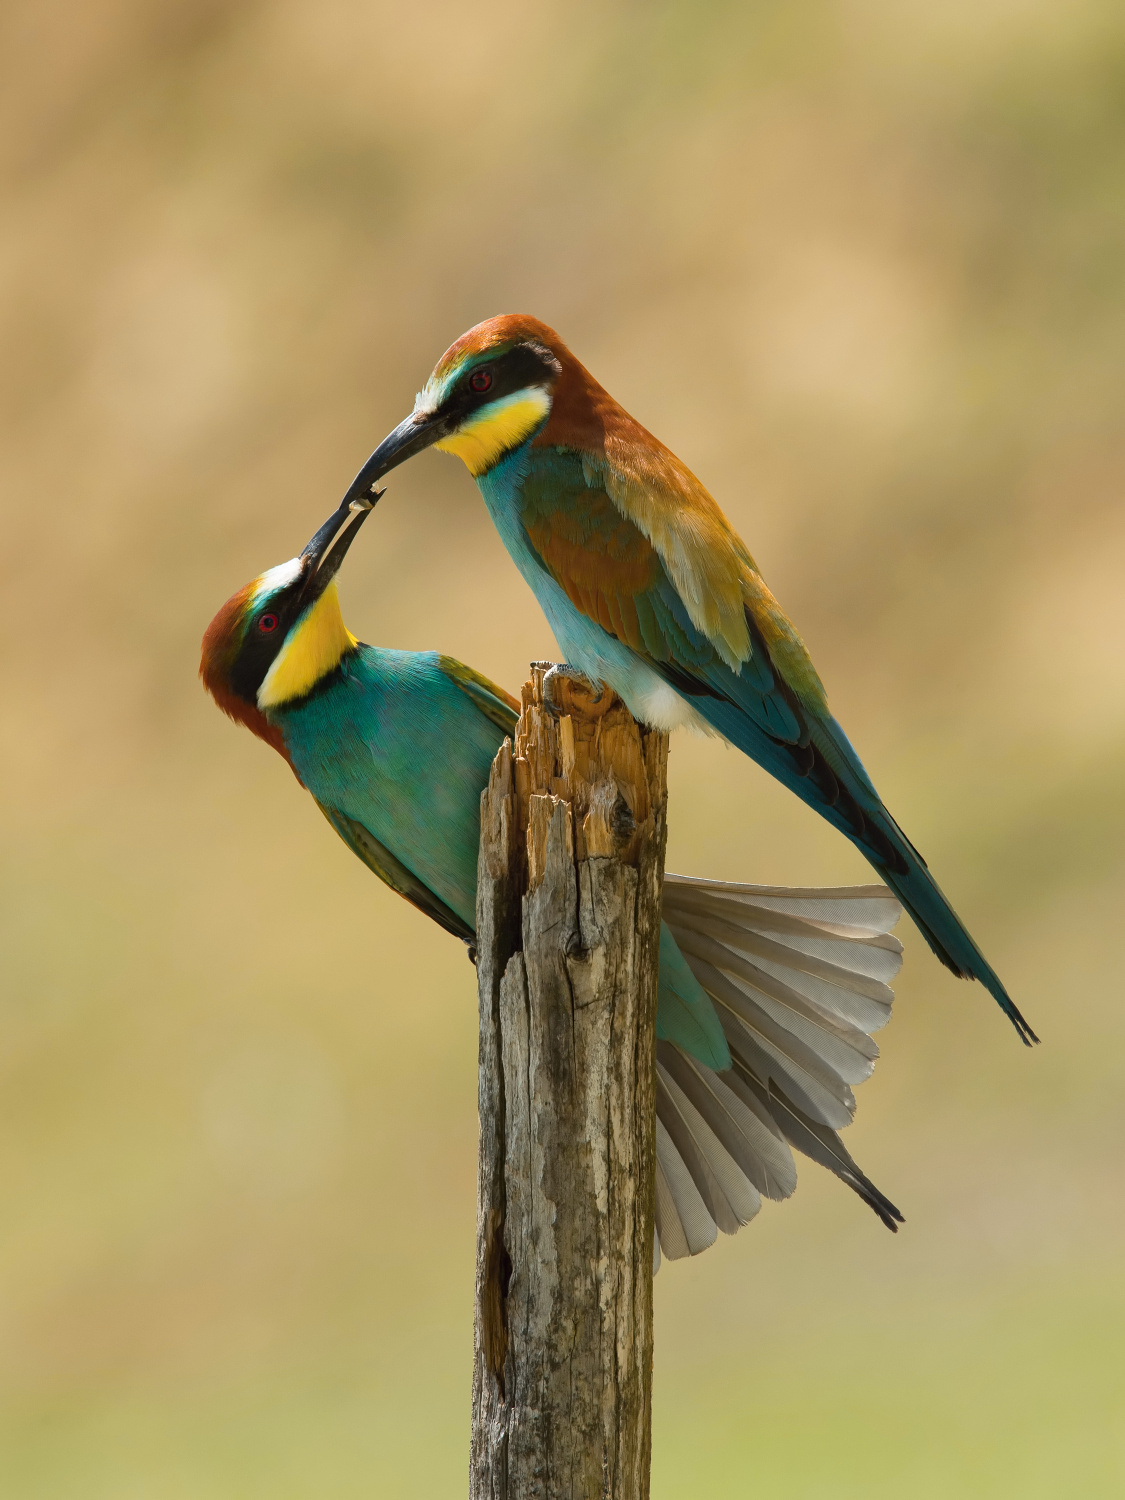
[270, 648, 505, 927]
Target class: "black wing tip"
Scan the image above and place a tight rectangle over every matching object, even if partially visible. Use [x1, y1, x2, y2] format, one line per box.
[982, 975, 1039, 1047]
[976, 981, 1041, 1047]
[1008, 1006, 1040, 1047]
[927, 937, 1040, 1047]
[977, 969, 1040, 1047]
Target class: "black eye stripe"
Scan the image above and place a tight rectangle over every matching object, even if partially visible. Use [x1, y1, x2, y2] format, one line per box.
[226, 599, 295, 705]
[454, 343, 561, 419]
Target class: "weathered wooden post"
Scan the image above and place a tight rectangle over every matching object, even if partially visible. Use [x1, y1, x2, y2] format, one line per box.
[471, 664, 669, 1500]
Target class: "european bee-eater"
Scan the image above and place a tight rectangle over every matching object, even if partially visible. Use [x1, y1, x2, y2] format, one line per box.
[202, 498, 906, 1258]
[342, 315, 1036, 1045]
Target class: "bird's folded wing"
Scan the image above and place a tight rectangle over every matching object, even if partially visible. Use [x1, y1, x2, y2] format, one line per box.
[653, 873, 905, 1261]
[436, 655, 520, 736]
[518, 453, 814, 744]
[315, 800, 475, 945]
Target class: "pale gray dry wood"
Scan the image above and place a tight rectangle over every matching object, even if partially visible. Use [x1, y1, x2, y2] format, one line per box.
[470, 668, 668, 1500]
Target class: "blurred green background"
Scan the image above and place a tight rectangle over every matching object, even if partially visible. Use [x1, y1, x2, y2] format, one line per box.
[3, 1, 1124, 1495]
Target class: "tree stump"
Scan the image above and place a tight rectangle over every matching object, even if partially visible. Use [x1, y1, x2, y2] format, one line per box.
[470, 665, 669, 1500]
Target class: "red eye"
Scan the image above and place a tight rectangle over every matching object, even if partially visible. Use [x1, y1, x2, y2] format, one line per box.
[469, 369, 493, 393]
[258, 612, 279, 634]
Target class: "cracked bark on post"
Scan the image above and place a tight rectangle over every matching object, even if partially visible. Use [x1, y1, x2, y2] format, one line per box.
[471, 664, 669, 1500]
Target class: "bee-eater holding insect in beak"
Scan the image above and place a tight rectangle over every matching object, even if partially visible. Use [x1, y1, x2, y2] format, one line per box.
[341, 315, 1037, 1046]
[202, 497, 908, 1259]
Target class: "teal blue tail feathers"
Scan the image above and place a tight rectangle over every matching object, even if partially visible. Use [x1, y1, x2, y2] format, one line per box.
[859, 805, 1037, 1045]
[695, 697, 1038, 1046]
[810, 713, 1038, 1047]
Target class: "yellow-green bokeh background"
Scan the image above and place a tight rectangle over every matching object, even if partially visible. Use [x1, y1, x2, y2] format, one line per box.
[3, 2, 1124, 1494]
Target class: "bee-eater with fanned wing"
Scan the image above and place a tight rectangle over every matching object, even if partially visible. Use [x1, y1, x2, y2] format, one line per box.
[341, 315, 1037, 1045]
[201, 497, 909, 1258]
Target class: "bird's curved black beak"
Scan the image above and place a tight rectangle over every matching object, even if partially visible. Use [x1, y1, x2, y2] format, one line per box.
[298, 491, 384, 605]
[340, 411, 448, 508]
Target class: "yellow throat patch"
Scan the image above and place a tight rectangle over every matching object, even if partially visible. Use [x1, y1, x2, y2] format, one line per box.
[257, 580, 357, 709]
[435, 386, 551, 477]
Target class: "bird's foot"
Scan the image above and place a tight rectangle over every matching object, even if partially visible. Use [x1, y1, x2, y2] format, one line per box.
[541, 663, 615, 720]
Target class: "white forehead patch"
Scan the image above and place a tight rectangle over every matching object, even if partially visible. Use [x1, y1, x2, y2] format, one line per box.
[253, 555, 302, 605]
[413, 378, 445, 418]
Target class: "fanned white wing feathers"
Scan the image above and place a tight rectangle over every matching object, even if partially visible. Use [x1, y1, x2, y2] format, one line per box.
[658, 1042, 796, 1200]
[655, 1117, 716, 1257]
[665, 875, 903, 934]
[658, 1065, 762, 1230]
[654, 873, 905, 1262]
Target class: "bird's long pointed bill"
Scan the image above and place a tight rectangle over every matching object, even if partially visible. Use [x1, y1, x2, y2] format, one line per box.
[298, 492, 383, 604]
[341, 412, 445, 507]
